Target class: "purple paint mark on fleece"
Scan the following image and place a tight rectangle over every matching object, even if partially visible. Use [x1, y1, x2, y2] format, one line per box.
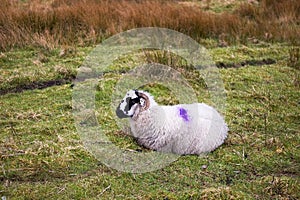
[179, 107, 189, 122]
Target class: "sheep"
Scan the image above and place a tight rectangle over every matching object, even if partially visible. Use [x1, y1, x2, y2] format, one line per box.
[116, 89, 228, 155]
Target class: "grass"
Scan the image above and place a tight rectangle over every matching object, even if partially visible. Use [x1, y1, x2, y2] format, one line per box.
[1, 0, 299, 199]
[0, 0, 299, 51]
[0, 47, 91, 94]
[1, 41, 299, 199]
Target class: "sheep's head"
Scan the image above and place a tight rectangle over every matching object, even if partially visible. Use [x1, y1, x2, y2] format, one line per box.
[116, 90, 150, 118]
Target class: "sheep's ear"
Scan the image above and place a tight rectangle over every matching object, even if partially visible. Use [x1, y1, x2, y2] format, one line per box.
[139, 98, 146, 107]
[138, 92, 150, 110]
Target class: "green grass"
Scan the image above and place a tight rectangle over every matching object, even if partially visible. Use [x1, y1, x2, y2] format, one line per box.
[210, 43, 291, 64]
[1, 41, 299, 199]
[0, 47, 91, 93]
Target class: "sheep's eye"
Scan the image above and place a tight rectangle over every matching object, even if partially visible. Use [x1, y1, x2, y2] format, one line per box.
[128, 97, 139, 109]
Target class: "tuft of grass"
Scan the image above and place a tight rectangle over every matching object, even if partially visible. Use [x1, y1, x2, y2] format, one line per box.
[288, 47, 300, 70]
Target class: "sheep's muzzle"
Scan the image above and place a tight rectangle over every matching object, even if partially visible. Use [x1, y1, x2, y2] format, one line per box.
[116, 105, 131, 118]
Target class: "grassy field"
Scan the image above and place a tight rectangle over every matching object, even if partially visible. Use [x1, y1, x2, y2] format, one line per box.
[1, 0, 300, 199]
[1, 0, 299, 50]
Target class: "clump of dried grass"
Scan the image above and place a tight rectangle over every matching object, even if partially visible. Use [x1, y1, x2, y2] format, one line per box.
[0, 0, 299, 51]
[235, 0, 300, 43]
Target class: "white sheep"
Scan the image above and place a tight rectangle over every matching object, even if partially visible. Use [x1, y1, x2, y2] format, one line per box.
[116, 90, 228, 155]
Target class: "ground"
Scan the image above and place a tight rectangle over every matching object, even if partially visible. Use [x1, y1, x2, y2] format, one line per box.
[0, 0, 299, 199]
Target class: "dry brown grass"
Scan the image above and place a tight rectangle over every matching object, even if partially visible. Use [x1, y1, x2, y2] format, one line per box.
[0, 0, 299, 51]
[236, 0, 300, 44]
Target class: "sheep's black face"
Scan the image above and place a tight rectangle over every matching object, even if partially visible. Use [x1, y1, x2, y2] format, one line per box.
[116, 90, 143, 118]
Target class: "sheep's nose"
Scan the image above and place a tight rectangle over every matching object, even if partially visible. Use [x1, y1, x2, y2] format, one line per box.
[116, 106, 129, 118]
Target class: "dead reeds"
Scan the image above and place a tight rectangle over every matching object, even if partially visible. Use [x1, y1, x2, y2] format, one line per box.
[0, 0, 299, 51]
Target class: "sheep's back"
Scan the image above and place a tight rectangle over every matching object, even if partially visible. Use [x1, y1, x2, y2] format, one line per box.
[171, 103, 228, 154]
[130, 103, 228, 155]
